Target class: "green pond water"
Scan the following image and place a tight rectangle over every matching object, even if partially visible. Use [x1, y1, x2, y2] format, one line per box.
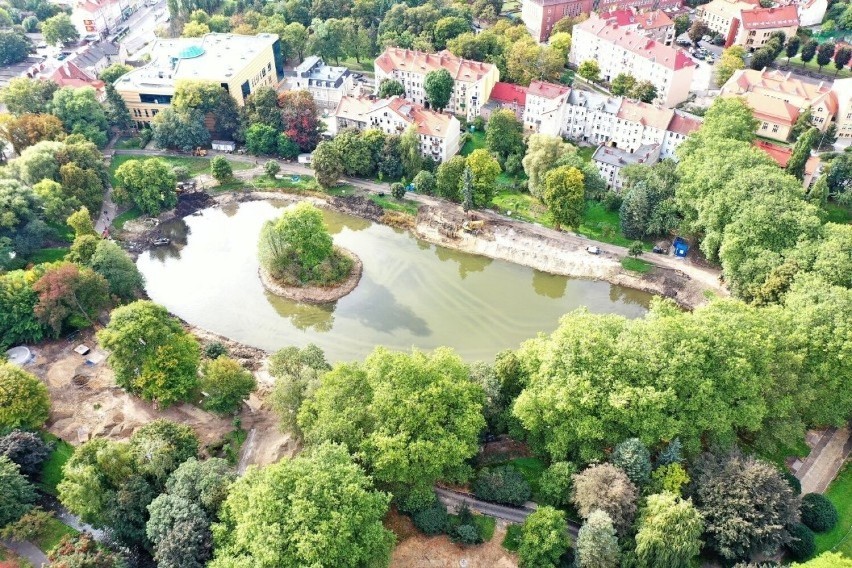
[136, 199, 651, 362]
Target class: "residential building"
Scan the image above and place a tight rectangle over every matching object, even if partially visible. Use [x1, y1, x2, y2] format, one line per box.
[610, 99, 674, 152]
[482, 81, 527, 121]
[698, 0, 798, 49]
[570, 13, 695, 107]
[786, 0, 828, 27]
[720, 68, 837, 142]
[374, 47, 499, 120]
[832, 78, 852, 142]
[592, 143, 661, 190]
[661, 110, 702, 158]
[334, 95, 461, 162]
[520, 0, 593, 43]
[601, 8, 676, 45]
[114, 33, 282, 128]
[48, 61, 106, 100]
[291, 56, 354, 109]
[561, 89, 622, 145]
[70, 0, 141, 38]
[596, 0, 684, 14]
[754, 139, 822, 187]
[67, 41, 120, 76]
[523, 80, 570, 136]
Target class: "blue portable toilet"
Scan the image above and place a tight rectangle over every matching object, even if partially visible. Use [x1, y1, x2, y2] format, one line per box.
[673, 236, 689, 258]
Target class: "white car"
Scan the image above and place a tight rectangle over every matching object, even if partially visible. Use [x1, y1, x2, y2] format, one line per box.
[586, 246, 601, 255]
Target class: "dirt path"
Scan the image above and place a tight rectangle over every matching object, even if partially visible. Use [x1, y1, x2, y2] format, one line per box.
[391, 525, 518, 568]
[796, 427, 852, 494]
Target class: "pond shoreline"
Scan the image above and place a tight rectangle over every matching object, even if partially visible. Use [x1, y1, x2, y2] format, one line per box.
[258, 247, 363, 304]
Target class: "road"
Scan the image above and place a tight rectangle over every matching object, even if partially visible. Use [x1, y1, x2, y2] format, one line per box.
[1, 538, 48, 567]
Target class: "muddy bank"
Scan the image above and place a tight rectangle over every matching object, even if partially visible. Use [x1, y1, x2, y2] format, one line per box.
[258, 248, 363, 304]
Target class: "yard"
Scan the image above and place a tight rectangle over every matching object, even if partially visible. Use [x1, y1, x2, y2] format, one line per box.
[461, 130, 487, 156]
[31, 518, 78, 554]
[784, 57, 852, 79]
[814, 461, 852, 558]
[108, 155, 252, 187]
[39, 435, 74, 496]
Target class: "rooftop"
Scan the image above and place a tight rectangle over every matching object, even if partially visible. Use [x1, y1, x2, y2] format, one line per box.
[740, 5, 799, 29]
[667, 110, 703, 136]
[754, 139, 820, 175]
[722, 68, 837, 113]
[50, 61, 104, 91]
[489, 81, 528, 106]
[740, 90, 799, 124]
[567, 88, 622, 113]
[381, 96, 457, 137]
[114, 33, 277, 92]
[593, 143, 660, 166]
[294, 55, 350, 83]
[527, 80, 570, 99]
[375, 47, 496, 83]
[603, 8, 675, 30]
[334, 96, 373, 124]
[617, 99, 674, 130]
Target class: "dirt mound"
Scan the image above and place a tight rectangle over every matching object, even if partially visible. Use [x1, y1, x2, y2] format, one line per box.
[175, 192, 214, 217]
[329, 195, 384, 222]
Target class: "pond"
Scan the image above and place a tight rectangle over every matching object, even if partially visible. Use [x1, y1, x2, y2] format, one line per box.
[137, 200, 652, 362]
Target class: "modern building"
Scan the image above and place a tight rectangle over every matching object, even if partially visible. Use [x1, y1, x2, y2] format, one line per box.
[291, 56, 355, 109]
[520, 0, 593, 43]
[698, 0, 799, 49]
[570, 13, 695, 107]
[592, 143, 661, 190]
[114, 33, 282, 128]
[482, 81, 527, 121]
[720, 68, 837, 142]
[374, 47, 499, 120]
[523, 80, 571, 136]
[334, 95, 461, 162]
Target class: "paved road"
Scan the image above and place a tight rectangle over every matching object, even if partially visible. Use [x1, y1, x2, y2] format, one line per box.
[797, 427, 852, 494]
[2, 538, 48, 567]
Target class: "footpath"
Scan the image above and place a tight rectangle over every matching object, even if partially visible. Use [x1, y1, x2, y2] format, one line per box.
[796, 427, 852, 494]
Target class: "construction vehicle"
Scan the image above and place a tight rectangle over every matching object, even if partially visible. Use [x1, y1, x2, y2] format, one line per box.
[462, 220, 485, 234]
[193, 147, 208, 157]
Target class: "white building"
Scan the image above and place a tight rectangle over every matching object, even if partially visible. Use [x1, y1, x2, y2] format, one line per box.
[698, 0, 799, 49]
[69, 0, 142, 38]
[593, 143, 662, 190]
[832, 78, 852, 143]
[335, 95, 461, 163]
[789, 0, 828, 27]
[523, 80, 571, 136]
[291, 56, 355, 110]
[374, 47, 499, 121]
[570, 13, 695, 107]
[561, 89, 622, 145]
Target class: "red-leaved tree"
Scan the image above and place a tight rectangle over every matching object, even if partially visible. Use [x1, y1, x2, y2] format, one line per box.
[277, 90, 321, 152]
[33, 263, 110, 336]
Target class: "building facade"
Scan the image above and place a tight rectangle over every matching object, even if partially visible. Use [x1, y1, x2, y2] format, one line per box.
[374, 47, 499, 121]
[570, 13, 695, 107]
[520, 0, 594, 43]
[592, 143, 662, 190]
[70, 0, 142, 38]
[601, 8, 676, 46]
[291, 56, 354, 109]
[523, 80, 570, 136]
[114, 33, 282, 128]
[482, 81, 527, 121]
[699, 0, 799, 49]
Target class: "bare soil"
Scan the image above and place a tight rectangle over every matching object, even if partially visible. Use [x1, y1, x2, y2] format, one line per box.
[390, 518, 518, 568]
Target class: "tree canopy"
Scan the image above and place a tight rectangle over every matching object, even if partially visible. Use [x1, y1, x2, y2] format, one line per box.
[0, 362, 51, 430]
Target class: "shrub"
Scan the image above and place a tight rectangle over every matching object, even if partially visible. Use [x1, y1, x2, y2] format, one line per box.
[473, 465, 532, 506]
[787, 522, 816, 561]
[628, 241, 644, 257]
[172, 166, 190, 181]
[204, 341, 227, 359]
[800, 493, 838, 532]
[265, 161, 280, 178]
[211, 156, 233, 182]
[412, 501, 449, 535]
[783, 471, 802, 495]
[538, 462, 576, 507]
[454, 524, 482, 545]
[0, 430, 52, 478]
[0, 363, 51, 430]
[601, 191, 622, 212]
[611, 438, 651, 486]
[391, 182, 405, 199]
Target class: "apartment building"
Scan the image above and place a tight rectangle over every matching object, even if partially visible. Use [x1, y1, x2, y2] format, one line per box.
[593, 143, 661, 191]
[720, 68, 837, 142]
[523, 80, 571, 136]
[831, 78, 852, 142]
[785, 0, 828, 27]
[70, 0, 142, 38]
[374, 47, 499, 121]
[291, 56, 354, 110]
[482, 81, 527, 121]
[596, 0, 683, 15]
[570, 13, 695, 107]
[698, 0, 798, 49]
[602, 8, 676, 46]
[561, 89, 622, 145]
[520, 0, 593, 43]
[114, 33, 282, 128]
[334, 95, 461, 162]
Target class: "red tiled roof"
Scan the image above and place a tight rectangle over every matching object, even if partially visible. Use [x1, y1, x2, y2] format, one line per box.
[50, 61, 104, 91]
[617, 99, 674, 130]
[667, 112, 702, 136]
[740, 5, 799, 29]
[375, 48, 496, 83]
[527, 80, 570, 99]
[382, 96, 456, 138]
[576, 15, 695, 71]
[490, 81, 527, 106]
[754, 139, 820, 174]
[603, 8, 674, 29]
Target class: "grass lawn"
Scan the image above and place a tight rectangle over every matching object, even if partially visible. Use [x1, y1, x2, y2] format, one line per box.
[112, 207, 142, 230]
[502, 524, 522, 551]
[461, 130, 487, 156]
[621, 257, 653, 273]
[825, 202, 852, 224]
[786, 57, 852, 79]
[744, 436, 810, 469]
[508, 457, 547, 496]
[109, 155, 251, 186]
[32, 518, 78, 554]
[369, 194, 419, 215]
[575, 146, 595, 163]
[251, 174, 317, 192]
[46, 221, 74, 243]
[492, 189, 552, 227]
[815, 461, 852, 558]
[113, 136, 143, 150]
[577, 201, 650, 249]
[335, 57, 375, 74]
[40, 435, 74, 496]
[473, 514, 496, 542]
[26, 247, 68, 265]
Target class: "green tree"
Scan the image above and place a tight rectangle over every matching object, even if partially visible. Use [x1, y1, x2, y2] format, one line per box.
[0, 269, 44, 347]
[412, 170, 436, 195]
[164, 457, 234, 516]
[152, 108, 211, 152]
[97, 301, 200, 407]
[517, 506, 570, 568]
[790, 106, 813, 141]
[0, 455, 36, 526]
[538, 461, 576, 507]
[522, 133, 573, 197]
[245, 123, 280, 155]
[398, 124, 422, 179]
[611, 438, 651, 486]
[50, 87, 109, 147]
[99, 63, 132, 84]
[104, 83, 134, 132]
[89, 239, 145, 301]
[66, 206, 96, 237]
[268, 344, 330, 439]
[549, 31, 571, 59]
[816, 41, 835, 71]
[0, 430, 51, 478]
[577, 60, 600, 82]
[241, 87, 283, 131]
[0, 30, 32, 67]
[33, 263, 110, 335]
[801, 39, 818, 65]
[210, 443, 394, 568]
[787, 126, 819, 180]
[311, 140, 343, 188]
[114, 158, 178, 216]
[182, 20, 210, 37]
[130, 419, 199, 484]
[473, 465, 531, 506]
[575, 510, 619, 568]
[461, 166, 474, 212]
[610, 73, 637, 96]
[485, 109, 524, 160]
[48, 533, 126, 567]
[210, 156, 233, 182]
[0, 363, 50, 430]
[199, 357, 256, 415]
[424, 68, 454, 111]
[436, 155, 466, 201]
[299, 347, 485, 504]
[542, 165, 584, 230]
[42, 13, 79, 45]
[465, 149, 500, 207]
[673, 14, 689, 36]
[572, 463, 637, 534]
[635, 492, 703, 568]
[649, 463, 689, 495]
[264, 160, 280, 178]
[716, 45, 746, 85]
[785, 36, 801, 62]
[258, 202, 337, 283]
[378, 79, 405, 98]
[629, 80, 658, 103]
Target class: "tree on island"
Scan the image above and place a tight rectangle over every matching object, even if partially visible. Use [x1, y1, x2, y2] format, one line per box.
[258, 202, 352, 286]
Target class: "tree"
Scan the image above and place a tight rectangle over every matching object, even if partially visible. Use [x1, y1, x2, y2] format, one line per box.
[130, 419, 199, 484]
[424, 69, 453, 111]
[786, 36, 801, 62]
[280, 22, 309, 62]
[800, 493, 838, 532]
[542, 165, 584, 230]
[104, 83, 134, 132]
[33, 263, 110, 335]
[673, 14, 690, 36]
[816, 41, 835, 71]
[264, 160, 280, 178]
[182, 20, 210, 36]
[66, 206, 96, 237]
[89, 239, 145, 301]
[485, 109, 524, 160]
[688, 20, 710, 46]
[0, 363, 50, 431]
[0, 78, 58, 116]
[258, 202, 336, 283]
[517, 506, 570, 568]
[629, 80, 658, 103]
[436, 155, 466, 201]
[114, 158, 178, 216]
[412, 170, 436, 195]
[787, 522, 816, 561]
[152, 108, 210, 152]
[692, 449, 798, 562]
[210, 156, 232, 182]
[310, 140, 343, 189]
[801, 39, 818, 65]
[48, 533, 127, 567]
[611, 438, 651, 486]
[0, 30, 31, 67]
[50, 87, 109, 147]
[413, 501, 449, 535]
[0, 456, 36, 526]
[299, 347, 485, 505]
[522, 134, 572, 197]
[821, 153, 851, 202]
[378, 79, 405, 98]
[268, 344, 329, 438]
[577, 60, 600, 82]
[0, 430, 51, 478]
[210, 443, 394, 568]
[507, 38, 564, 85]
[97, 301, 200, 406]
[791, 552, 852, 567]
[572, 463, 637, 534]
[635, 492, 703, 568]
[99, 63, 132, 84]
[0, 269, 44, 347]
[461, 166, 474, 212]
[628, 240, 644, 257]
[610, 73, 637, 96]
[245, 123, 280, 155]
[549, 31, 571, 60]
[198, 357, 256, 415]
[164, 457, 234, 516]
[473, 465, 531, 506]
[42, 13, 79, 45]
[717, 45, 746, 85]
[0, 113, 65, 155]
[466, 149, 500, 208]
[575, 510, 619, 568]
[834, 45, 852, 74]
[788, 126, 819, 180]
[278, 90, 322, 152]
[241, 87, 283, 131]
[538, 461, 576, 507]
[790, 106, 814, 141]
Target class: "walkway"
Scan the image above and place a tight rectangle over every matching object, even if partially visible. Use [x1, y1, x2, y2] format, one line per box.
[1, 538, 47, 567]
[796, 427, 852, 494]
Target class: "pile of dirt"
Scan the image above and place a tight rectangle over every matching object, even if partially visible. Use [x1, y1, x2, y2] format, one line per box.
[390, 523, 517, 568]
[175, 192, 215, 217]
[329, 195, 384, 222]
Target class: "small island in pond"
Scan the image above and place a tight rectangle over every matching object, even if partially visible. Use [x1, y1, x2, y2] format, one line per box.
[258, 202, 362, 303]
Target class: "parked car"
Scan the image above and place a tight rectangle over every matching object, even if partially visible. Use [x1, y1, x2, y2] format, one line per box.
[586, 245, 601, 255]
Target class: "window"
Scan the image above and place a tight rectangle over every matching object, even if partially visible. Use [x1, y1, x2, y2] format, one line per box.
[772, 124, 779, 133]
